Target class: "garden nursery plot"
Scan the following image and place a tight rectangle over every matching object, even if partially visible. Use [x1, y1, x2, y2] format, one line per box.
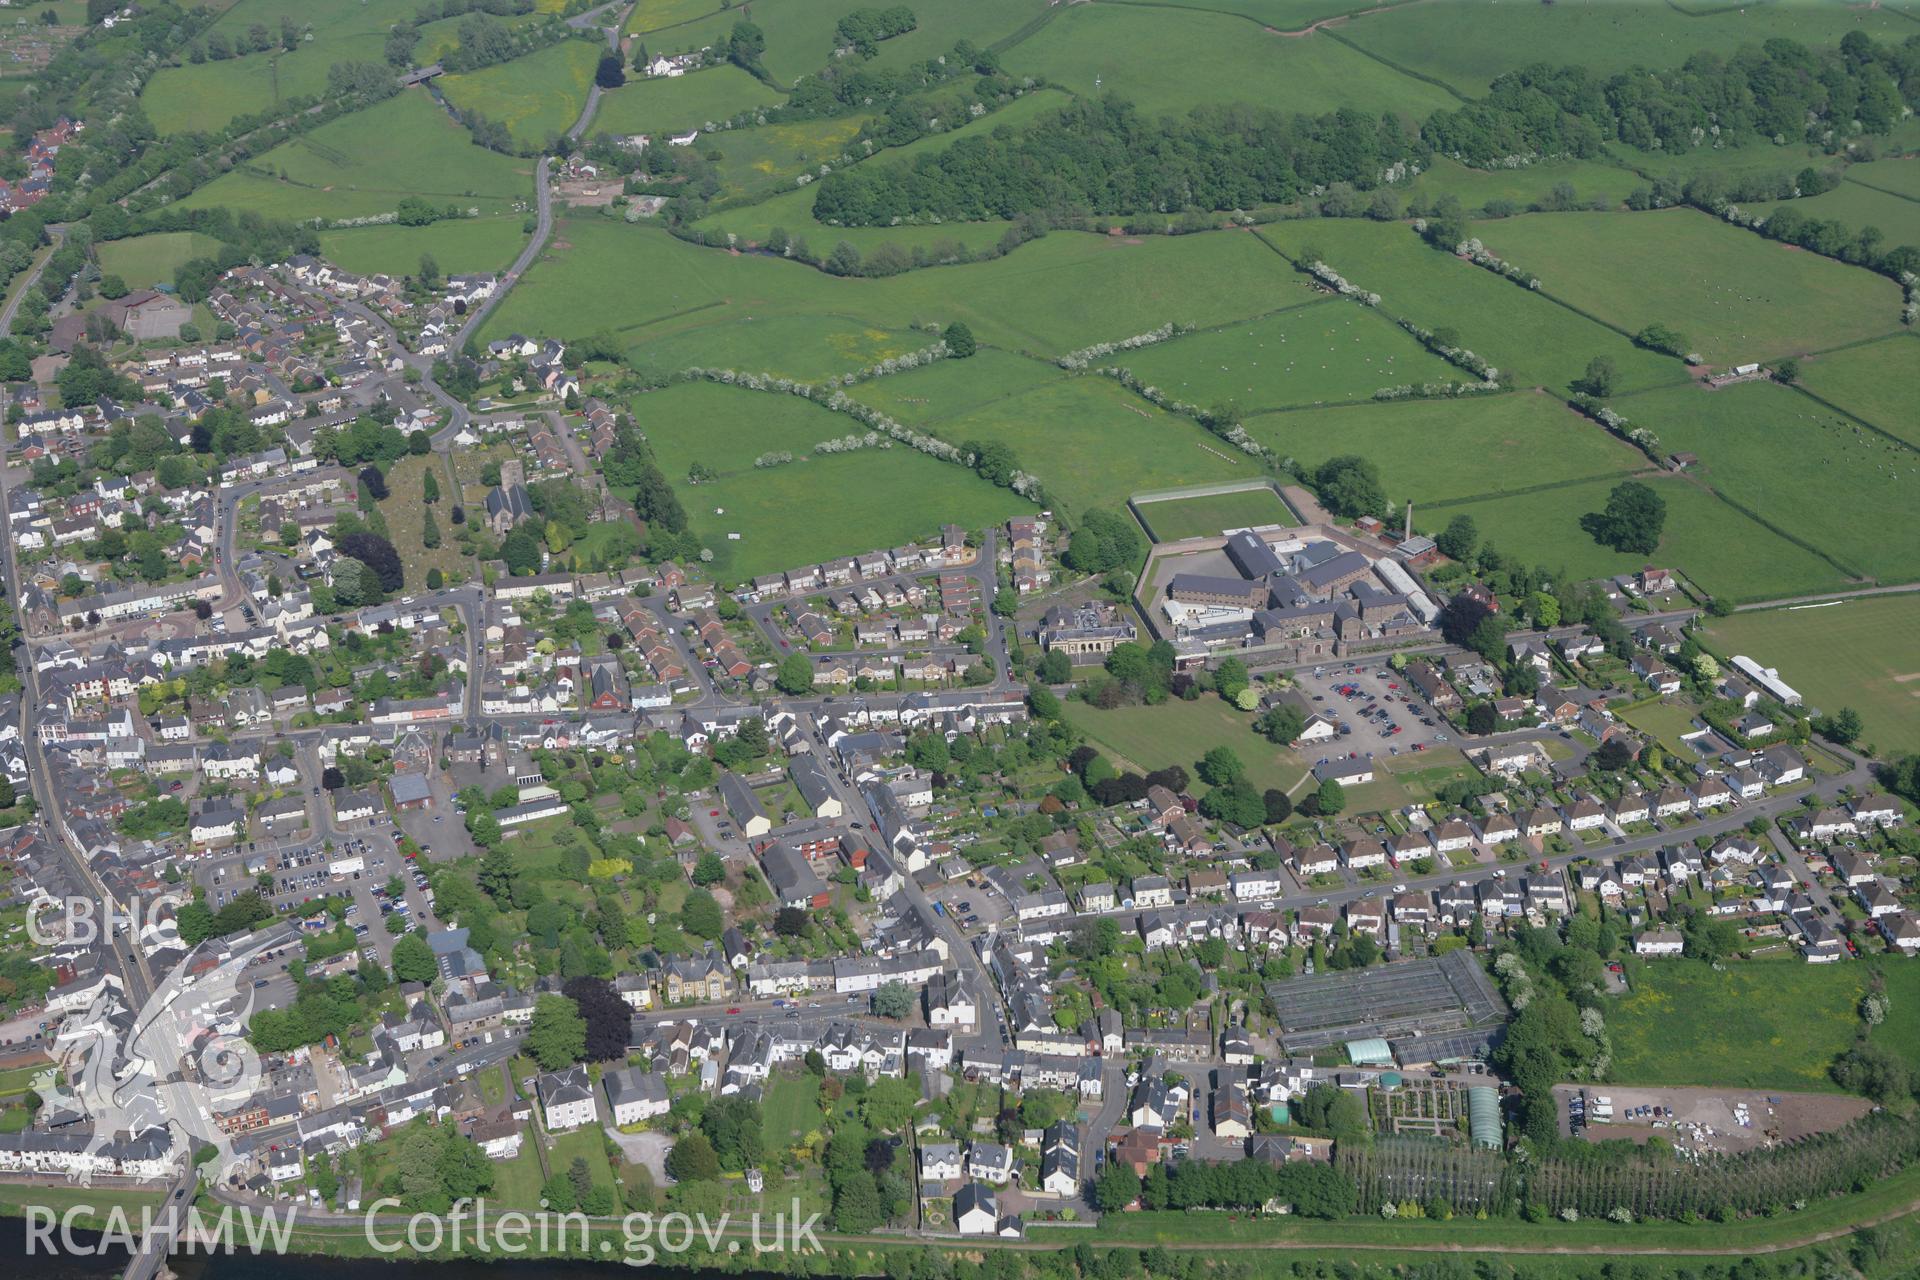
[1706, 594, 1920, 757]
[179, 89, 533, 222]
[1615, 380, 1920, 588]
[1473, 209, 1907, 365]
[1113, 299, 1461, 412]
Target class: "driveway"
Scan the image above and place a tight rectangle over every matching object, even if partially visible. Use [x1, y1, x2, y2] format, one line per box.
[604, 1127, 673, 1183]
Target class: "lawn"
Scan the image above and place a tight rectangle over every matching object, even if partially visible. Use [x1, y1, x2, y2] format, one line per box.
[1608, 957, 1920, 1092]
[1063, 697, 1308, 797]
[483, 221, 1299, 376]
[95, 231, 226, 290]
[586, 65, 783, 140]
[1614, 379, 1920, 588]
[1419, 472, 1851, 605]
[318, 217, 530, 279]
[438, 38, 601, 150]
[905, 373, 1253, 515]
[1116, 297, 1462, 413]
[1706, 594, 1920, 756]
[627, 381, 1035, 581]
[1247, 389, 1644, 506]
[1794, 332, 1920, 450]
[760, 1071, 826, 1155]
[1618, 699, 1704, 758]
[1002, 4, 1460, 119]
[1334, 0, 1917, 98]
[1474, 208, 1907, 366]
[180, 88, 534, 222]
[1252, 220, 1682, 396]
[1134, 487, 1297, 543]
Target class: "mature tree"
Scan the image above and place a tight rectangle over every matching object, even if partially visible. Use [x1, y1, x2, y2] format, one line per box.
[1311, 778, 1346, 816]
[1582, 480, 1666, 555]
[338, 532, 404, 592]
[1813, 707, 1863, 746]
[691, 852, 726, 886]
[1255, 703, 1305, 746]
[1466, 701, 1499, 735]
[1093, 1163, 1142, 1212]
[1263, 788, 1293, 824]
[666, 1131, 721, 1182]
[391, 932, 437, 984]
[1199, 777, 1265, 828]
[1435, 514, 1477, 562]
[872, 981, 913, 1019]
[680, 888, 723, 939]
[1577, 355, 1617, 397]
[1314, 455, 1387, 519]
[526, 994, 587, 1069]
[943, 321, 975, 358]
[563, 976, 632, 1061]
[595, 52, 626, 88]
[1197, 746, 1245, 786]
[775, 652, 815, 695]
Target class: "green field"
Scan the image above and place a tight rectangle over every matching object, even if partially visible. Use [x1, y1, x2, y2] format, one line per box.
[1419, 472, 1851, 604]
[1335, 0, 1918, 98]
[1003, 4, 1460, 118]
[439, 38, 601, 150]
[843, 348, 1063, 423]
[1616, 379, 1920, 588]
[1795, 332, 1920, 450]
[690, 88, 1065, 231]
[1401, 156, 1646, 214]
[1246, 390, 1643, 505]
[1609, 957, 1920, 1092]
[140, 0, 398, 135]
[318, 217, 529, 278]
[1116, 298, 1462, 411]
[1706, 594, 1920, 755]
[1475, 209, 1906, 365]
[1063, 697, 1308, 797]
[631, 381, 1032, 581]
[180, 88, 534, 221]
[95, 232, 226, 290]
[1843, 156, 1920, 201]
[587, 65, 783, 140]
[484, 221, 1301, 377]
[691, 114, 873, 202]
[626, 0, 720, 34]
[1752, 180, 1920, 256]
[1253, 220, 1682, 395]
[1133, 488, 1297, 542]
[899, 373, 1253, 515]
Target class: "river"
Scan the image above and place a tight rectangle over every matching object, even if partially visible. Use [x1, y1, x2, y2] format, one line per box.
[0, 1217, 786, 1280]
